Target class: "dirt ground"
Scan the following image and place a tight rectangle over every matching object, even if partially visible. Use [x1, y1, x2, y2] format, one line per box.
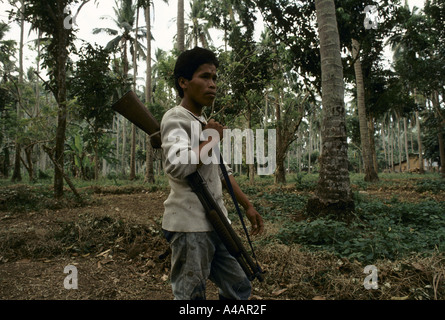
[0, 184, 444, 301]
[0, 190, 174, 300]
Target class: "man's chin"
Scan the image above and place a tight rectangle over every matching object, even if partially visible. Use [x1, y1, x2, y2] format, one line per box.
[202, 99, 215, 107]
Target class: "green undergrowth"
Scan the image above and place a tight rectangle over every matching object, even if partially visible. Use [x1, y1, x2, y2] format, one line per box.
[232, 174, 444, 265]
[277, 198, 444, 263]
[251, 184, 445, 264]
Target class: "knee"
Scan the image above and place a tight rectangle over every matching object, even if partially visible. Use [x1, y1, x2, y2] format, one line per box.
[236, 277, 252, 300]
[219, 277, 251, 300]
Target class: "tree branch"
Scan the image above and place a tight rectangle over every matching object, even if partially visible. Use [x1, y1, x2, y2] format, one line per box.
[42, 145, 82, 201]
[74, 0, 91, 21]
[34, 71, 59, 104]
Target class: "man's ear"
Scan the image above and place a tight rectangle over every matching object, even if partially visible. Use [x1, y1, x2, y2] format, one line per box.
[178, 77, 188, 91]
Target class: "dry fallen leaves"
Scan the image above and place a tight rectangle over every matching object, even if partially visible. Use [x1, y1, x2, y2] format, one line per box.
[272, 288, 288, 296]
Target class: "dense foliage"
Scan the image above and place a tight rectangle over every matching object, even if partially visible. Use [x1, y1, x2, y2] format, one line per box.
[0, 0, 443, 188]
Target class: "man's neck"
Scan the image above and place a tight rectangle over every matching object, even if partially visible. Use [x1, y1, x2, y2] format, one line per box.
[180, 98, 203, 117]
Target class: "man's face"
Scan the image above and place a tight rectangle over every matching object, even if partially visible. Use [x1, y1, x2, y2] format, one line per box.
[181, 63, 217, 108]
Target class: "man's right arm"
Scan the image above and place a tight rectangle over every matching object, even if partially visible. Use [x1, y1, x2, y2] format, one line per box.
[161, 115, 226, 179]
[161, 113, 199, 179]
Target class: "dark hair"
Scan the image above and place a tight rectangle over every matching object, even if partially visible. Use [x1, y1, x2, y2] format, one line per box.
[174, 47, 219, 98]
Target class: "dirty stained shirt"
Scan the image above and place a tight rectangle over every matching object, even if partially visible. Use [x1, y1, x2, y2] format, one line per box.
[160, 105, 232, 232]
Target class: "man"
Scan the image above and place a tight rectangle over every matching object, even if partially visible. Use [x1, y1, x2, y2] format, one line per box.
[160, 47, 264, 300]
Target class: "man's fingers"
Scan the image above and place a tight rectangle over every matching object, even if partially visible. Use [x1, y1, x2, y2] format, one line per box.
[251, 215, 264, 236]
[205, 119, 225, 140]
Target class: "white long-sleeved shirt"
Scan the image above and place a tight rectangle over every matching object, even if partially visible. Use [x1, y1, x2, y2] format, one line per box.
[160, 105, 232, 232]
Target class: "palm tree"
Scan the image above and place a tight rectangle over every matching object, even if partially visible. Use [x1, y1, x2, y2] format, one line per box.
[0, 22, 16, 179]
[130, 3, 140, 180]
[351, 38, 379, 182]
[11, 0, 25, 182]
[184, 0, 212, 49]
[93, 0, 147, 178]
[143, 1, 154, 183]
[93, 0, 147, 77]
[307, 0, 354, 216]
[388, 3, 425, 173]
[177, 0, 185, 52]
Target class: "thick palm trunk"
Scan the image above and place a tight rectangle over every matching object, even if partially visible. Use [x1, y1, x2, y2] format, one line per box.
[11, 0, 25, 182]
[54, 58, 68, 197]
[352, 38, 378, 182]
[177, 0, 185, 52]
[307, 0, 354, 216]
[54, 5, 70, 198]
[121, 38, 129, 177]
[144, 4, 155, 184]
[130, 6, 140, 181]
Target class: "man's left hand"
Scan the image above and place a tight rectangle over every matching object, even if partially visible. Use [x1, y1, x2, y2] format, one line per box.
[245, 207, 264, 236]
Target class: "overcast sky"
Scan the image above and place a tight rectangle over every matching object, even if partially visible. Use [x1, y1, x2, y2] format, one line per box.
[0, 0, 427, 85]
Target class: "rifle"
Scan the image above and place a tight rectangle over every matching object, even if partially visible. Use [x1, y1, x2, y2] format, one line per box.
[112, 91, 264, 282]
[112, 91, 162, 149]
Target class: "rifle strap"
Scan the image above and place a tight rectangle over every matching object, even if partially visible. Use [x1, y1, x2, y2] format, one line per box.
[218, 156, 262, 271]
[149, 130, 160, 138]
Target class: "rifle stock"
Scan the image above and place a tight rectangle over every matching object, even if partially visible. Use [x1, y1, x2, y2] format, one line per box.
[112, 91, 162, 149]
